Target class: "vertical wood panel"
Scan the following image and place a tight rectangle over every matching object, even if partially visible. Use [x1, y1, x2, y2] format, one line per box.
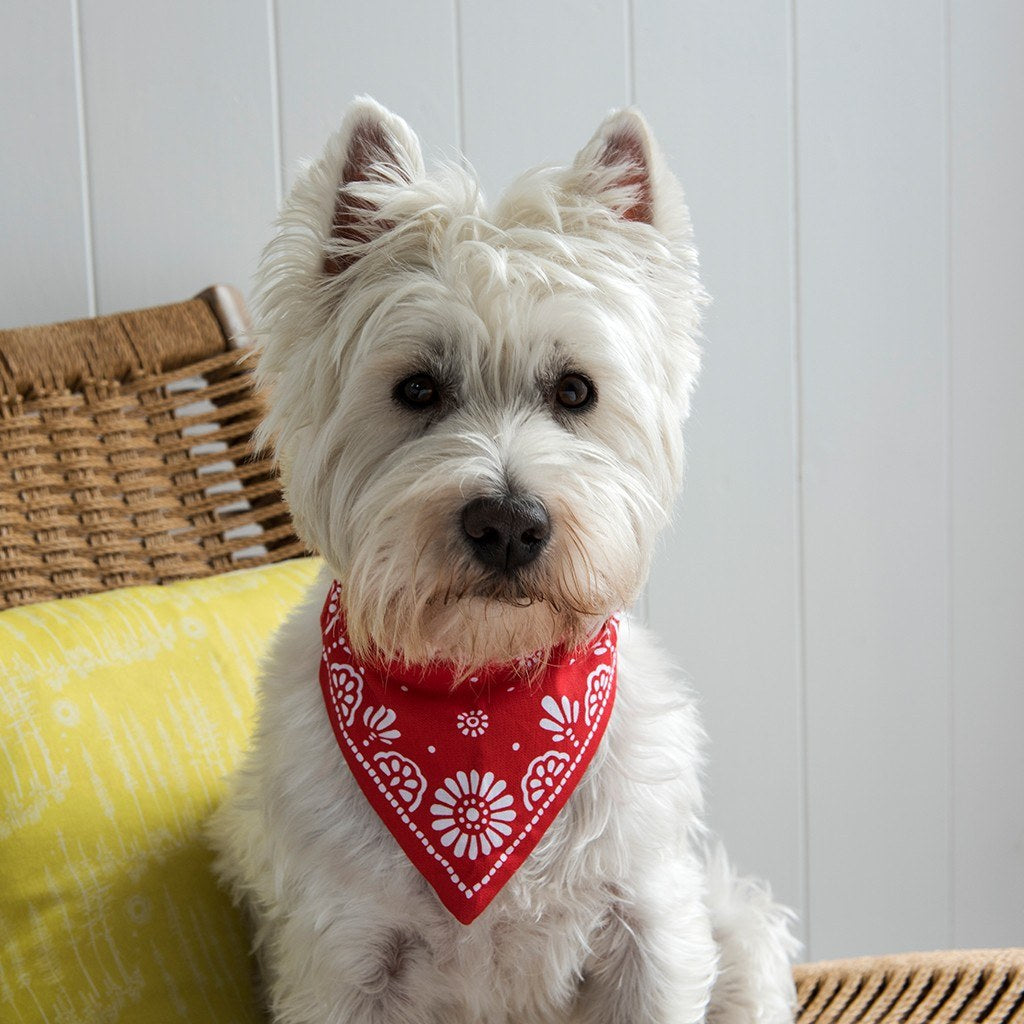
[80, 0, 277, 313]
[797, 0, 950, 958]
[274, 0, 459, 189]
[635, 0, 804, 939]
[0, 1, 91, 328]
[459, 0, 628, 198]
[949, 0, 1024, 949]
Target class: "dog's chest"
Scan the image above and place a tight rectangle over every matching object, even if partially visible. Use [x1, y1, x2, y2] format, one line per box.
[253, 598, 704, 1020]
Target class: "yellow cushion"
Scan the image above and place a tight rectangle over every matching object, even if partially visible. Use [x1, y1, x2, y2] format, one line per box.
[0, 558, 320, 1022]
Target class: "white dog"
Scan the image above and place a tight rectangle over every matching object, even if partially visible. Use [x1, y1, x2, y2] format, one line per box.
[210, 97, 797, 1024]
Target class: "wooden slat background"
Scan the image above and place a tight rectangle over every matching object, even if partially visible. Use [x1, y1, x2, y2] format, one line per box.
[1, 0, 1021, 961]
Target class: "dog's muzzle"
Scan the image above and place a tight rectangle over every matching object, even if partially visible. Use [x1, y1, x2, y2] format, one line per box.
[461, 494, 551, 573]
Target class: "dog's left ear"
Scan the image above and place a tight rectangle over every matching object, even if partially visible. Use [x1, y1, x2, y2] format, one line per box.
[571, 108, 690, 239]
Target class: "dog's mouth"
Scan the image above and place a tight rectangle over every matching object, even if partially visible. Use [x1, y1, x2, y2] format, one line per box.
[458, 573, 608, 620]
[465, 573, 539, 605]
[426, 569, 552, 610]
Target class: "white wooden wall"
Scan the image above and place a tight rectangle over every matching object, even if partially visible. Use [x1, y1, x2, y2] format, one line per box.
[2, 1, 1021, 962]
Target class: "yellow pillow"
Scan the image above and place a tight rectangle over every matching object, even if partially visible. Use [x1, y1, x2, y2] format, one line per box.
[0, 558, 320, 1022]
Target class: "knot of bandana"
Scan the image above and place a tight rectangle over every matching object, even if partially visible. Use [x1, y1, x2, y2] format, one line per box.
[318, 581, 619, 923]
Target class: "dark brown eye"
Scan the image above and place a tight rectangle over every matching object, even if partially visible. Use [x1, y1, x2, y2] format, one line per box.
[555, 373, 594, 410]
[394, 373, 439, 409]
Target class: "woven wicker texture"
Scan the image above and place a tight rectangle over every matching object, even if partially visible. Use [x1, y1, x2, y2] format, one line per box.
[796, 949, 1024, 1024]
[0, 288, 304, 608]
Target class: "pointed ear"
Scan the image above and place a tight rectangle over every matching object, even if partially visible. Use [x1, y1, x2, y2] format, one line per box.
[322, 97, 424, 276]
[571, 108, 689, 238]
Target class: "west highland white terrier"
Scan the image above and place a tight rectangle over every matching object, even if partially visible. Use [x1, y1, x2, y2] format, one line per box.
[210, 96, 798, 1024]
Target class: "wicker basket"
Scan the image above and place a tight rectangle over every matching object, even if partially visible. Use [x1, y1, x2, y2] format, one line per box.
[2, 289, 1020, 1021]
[0, 285, 304, 608]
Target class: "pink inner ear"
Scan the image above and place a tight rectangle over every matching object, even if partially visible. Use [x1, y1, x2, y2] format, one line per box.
[601, 129, 653, 224]
[324, 120, 406, 276]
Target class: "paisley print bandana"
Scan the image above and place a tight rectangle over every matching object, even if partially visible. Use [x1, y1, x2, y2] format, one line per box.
[318, 581, 618, 924]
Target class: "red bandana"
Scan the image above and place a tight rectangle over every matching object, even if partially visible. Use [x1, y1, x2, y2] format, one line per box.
[318, 582, 618, 924]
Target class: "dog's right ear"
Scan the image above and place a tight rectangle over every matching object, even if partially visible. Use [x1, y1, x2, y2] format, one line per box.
[321, 97, 425, 276]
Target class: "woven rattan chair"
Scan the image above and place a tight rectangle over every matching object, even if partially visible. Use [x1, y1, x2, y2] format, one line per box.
[1, 291, 1021, 1022]
[0, 285, 304, 608]
[795, 949, 1023, 1024]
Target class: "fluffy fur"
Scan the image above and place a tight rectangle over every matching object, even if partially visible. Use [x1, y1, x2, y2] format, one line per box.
[209, 96, 798, 1023]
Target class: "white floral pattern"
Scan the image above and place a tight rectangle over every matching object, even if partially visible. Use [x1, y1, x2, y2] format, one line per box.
[329, 662, 363, 725]
[584, 664, 614, 726]
[430, 770, 516, 860]
[456, 710, 489, 738]
[593, 617, 618, 653]
[539, 694, 581, 746]
[374, 751, 427, 812]
[362, 706, 400, 745]
[521, 750, 571, 810]
[515, 650, 544, 673]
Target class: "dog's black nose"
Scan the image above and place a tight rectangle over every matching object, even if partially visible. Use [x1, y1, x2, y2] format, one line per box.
[461, 495, 551, 572]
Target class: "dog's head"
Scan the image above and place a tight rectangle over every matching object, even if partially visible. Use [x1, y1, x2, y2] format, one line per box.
[255, 98, 704, 666]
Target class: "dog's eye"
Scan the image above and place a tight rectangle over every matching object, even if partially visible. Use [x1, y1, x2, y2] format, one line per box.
[554, 373, 595, 410]
[394, 373, 439, 409]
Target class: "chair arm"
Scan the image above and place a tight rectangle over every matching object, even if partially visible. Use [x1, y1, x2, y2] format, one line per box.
[795, 948, 1024, 1024]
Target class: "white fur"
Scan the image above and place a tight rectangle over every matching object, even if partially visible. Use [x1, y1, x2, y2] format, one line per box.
[210, 96, 798, 1023]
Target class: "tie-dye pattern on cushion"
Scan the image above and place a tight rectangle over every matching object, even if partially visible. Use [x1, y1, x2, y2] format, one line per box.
[0, 558, 320, 1023]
